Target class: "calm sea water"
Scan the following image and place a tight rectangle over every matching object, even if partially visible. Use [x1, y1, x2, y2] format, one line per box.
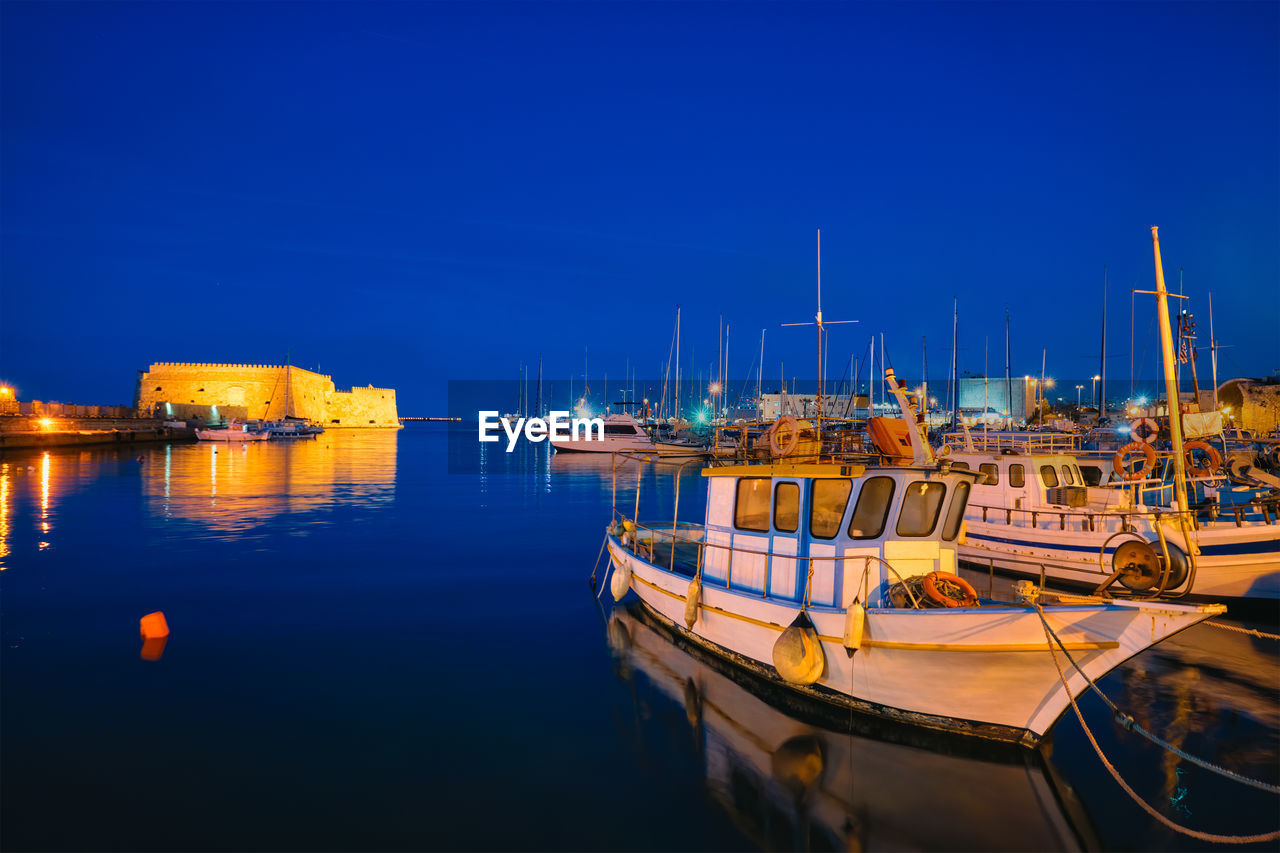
[2, 425, 1276, 851]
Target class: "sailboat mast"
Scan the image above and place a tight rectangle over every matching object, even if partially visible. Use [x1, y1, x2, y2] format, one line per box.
[1209, 292, 1218, 410]
[1099, 265, 1107, 420]
[950, 298, 958, 427]
[724, 322, 730, 421]
[675, 306, 681, 421]
[757, 329, 765, 416]
[816, 229, 824, 421]
[1151, 227, 1190, 516]
[1004, 308, 1012, 428]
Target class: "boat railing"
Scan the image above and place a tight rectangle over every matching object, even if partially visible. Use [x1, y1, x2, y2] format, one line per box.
[616, 513, 933, 609]
[965, 499, 1280, 530]
[942, 431, 1083, 455]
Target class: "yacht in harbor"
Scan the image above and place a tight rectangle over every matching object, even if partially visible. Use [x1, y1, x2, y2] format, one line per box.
[549, 412, 655, 454]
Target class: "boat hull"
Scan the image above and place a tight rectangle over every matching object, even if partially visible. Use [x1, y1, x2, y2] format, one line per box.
[607, 534, 1223, 744]
[195, 429, 271, 441]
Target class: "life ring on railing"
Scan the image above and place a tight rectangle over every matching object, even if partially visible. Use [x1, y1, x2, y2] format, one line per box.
[1183, 440, 1221, 478]
[921, 572, 979, 608]
[769, 415, 800, 457]
[1113, 441, 1157, 481]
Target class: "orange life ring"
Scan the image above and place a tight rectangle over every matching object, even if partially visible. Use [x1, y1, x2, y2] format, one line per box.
[769, 415, 800, 457]
[1113, 441, 1157, 481]
[1183, 440, 1221, 478]
[921, 572, 979, 608]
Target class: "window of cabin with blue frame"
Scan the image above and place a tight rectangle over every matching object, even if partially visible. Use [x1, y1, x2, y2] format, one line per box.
[809, 479, 852, 539]
[897, 480, 947, 536]
[734, 478, 772, 532]
[774, 482, 799, 533]
[848, 476, 895, 539]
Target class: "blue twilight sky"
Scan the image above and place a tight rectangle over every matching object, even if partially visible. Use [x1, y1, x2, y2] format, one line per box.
[1, 1, 1276, 413]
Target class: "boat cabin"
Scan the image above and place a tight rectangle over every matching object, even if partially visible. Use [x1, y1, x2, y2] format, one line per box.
[696, 464, 974, 608]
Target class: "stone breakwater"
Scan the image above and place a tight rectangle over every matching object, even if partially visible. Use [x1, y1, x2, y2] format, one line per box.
[134, 363, 400, 428]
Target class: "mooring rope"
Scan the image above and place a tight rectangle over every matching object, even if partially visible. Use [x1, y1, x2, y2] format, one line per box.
[1204, 619, 1280, 641]
[1035, 605, 1280, 795]
[1034, 605, 1280, 844]
[588, 532, 609, 595]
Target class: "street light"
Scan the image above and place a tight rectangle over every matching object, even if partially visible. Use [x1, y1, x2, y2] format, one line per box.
[1076, 385, 1084, 408]
[1092, 375, 1101, 405]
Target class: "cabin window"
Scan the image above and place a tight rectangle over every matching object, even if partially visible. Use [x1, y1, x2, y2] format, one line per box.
[774, 482, 799, 533]
[848, 476, 895, 539]
[603, 424, 639, 435]
[941, 481, 971, 541]
[897, 481, 947, 537]
[1060, 465, 1075, 486]
[978, 463, 999, 485]
[809, 479, 853, 539]
[1079, 465, 1103, 486]
[950, 461, 970, 470]
[734, 478, 772, 532]
[1009, 464, 1025, 488]
[1040, 465, 1060, 488]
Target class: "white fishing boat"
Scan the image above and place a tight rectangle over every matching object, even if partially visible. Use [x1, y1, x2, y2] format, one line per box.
[945, 229, 1280, 602]
[601, 377, 1224, 746]
[194, 420, 271, 442]
[549, 413, 655, 454]
[945, 433, 1280, 601]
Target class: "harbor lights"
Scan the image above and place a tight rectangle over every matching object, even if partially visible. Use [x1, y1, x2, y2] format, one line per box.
[1092, 375, 1101, 403]
[1076, 385, 1084, 408]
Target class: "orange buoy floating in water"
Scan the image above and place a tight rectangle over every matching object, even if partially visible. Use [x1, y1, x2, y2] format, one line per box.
[140, 611, 169, 638]
[139, 611, 169, 661]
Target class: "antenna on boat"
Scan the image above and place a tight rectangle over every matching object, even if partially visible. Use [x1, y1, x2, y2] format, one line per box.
[780, 229, 857, 429]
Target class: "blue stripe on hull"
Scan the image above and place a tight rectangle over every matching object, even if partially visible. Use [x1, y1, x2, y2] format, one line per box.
[966, 530, 1280, 558]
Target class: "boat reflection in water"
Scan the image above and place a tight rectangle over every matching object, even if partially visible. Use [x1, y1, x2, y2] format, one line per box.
[141, 429, 398, 535]
[607, 603, 1095, 852]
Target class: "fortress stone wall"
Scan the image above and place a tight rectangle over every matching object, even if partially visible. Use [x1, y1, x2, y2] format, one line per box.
[134, 363, 400, 428]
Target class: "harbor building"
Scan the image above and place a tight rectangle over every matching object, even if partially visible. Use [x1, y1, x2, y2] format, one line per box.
[134, 363, 400, 428]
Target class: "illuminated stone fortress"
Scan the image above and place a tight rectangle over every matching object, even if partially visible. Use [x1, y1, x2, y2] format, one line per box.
[134, 363, 400, 427]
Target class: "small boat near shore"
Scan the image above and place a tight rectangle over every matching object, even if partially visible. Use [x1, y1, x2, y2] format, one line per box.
[194, 420, 271, 442]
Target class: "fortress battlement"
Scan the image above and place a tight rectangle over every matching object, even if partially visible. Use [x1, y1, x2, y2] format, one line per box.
[135, 362, 397, 428]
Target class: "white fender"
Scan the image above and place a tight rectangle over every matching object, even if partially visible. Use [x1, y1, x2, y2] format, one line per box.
[842, 602, 866, 654]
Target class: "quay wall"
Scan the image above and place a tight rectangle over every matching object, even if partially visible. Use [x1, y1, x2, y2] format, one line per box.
[134, 363, 400, 428]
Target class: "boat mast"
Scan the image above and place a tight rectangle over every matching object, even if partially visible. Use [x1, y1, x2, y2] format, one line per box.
[1149, 226, 1191, 516]
[983, 336, 988, 428]
[757, 329, 765, 417]
[1004, 307, 1012, 428]
[536, 355, 543, 418]
[1039, 347, 1047, 428]
[1099, 265, 1107, 420]
[675, 305, 681, 421]
[921, 336, 928, 426]
[950, 298, 958, 428]
[1209, 292, 1218, 411]
[724, 322, 730, 422]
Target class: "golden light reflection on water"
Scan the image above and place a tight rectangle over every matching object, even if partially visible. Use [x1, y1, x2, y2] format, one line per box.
[0, 464, 10, 567]
[141, 431, 399, 534]
[0, 432, 399, 565]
